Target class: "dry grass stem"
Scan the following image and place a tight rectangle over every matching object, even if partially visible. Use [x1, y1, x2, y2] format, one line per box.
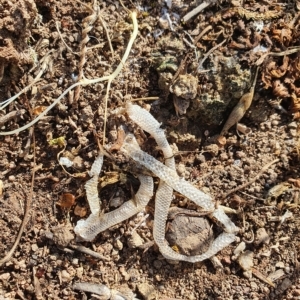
[0, 128, 36, 266]
[74, 0, 99, 103]
[198, 39, 226, 71]
[0, 11, 138, 137]
[0, 52, 53, 111]
[98, 14, 114, 58]
[182, 1, 211, 22]
[222, 159, 280, 199]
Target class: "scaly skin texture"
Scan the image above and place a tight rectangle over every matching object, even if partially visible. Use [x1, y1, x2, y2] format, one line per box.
[220, 67, 259, 136]
[123, 104, 238, 262]
[75, 103, 238, 262]
[121, 136, 237, 262]
[74, 173, 154, 241]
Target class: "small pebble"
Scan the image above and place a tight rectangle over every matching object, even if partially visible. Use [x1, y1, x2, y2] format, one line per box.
[255, 228, 270, 245]
[72, 156, 84, 170]
[288, 121, 297, 129]
[267, 269, 285, 281]
[222, 255, 231, 265]
[76, 267, 84, 278]
[127, 231, 144, 248]
[280, 278, 292, 291]
[153, 260, 162, 269]
[236, 151, 246, 158]
[238, 250, 253, 278]
[61, 270, 71, 282]
[290, 128, 297, 137]
[114, 239, 123, 250]
[110, 197, 123, 208]
[219, 152, 228, 161]
[275, 261, 284, 268]
[31, 244, 39, 252]
[204, 144, 219, 156]
[233, 242, 246, 260]
[188, 293, 196, 300]
[73, 32, 80, 42]
[29, 259, 37, 266]
[157, 284, 165, 292]
[119, 266, 130, 281]
[137, 283, 156, 300]
[49, 255, 57, 261]
[250, 281, 258, 291]
[0, 273, 10, 281]
[8, 175, 15, 182]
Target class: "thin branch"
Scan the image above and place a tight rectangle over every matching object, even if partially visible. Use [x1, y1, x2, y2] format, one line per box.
[98, 14, 114, 58]
[182, 1, 211, 23]
[198, 39, 226, 71]
[0, 11, 138, 136]
[221, 159, 280, 199]
[69, 244, 110, 261]
[0, 127, 36, 266]
[74, 0, 100, 103]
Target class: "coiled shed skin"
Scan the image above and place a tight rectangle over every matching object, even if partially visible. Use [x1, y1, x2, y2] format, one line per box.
[74, 174, 153, 241]
[74, 138, 153, 242]
[126, 103, 176, 248]
[74, 103, 237, 262]
[124, 103, 237, 262]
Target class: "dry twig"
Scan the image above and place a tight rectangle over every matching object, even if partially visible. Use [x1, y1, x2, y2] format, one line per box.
[0, 128, 36, 266]
[0, 10, 139, 145]
[198, 39, 226, 71]
[69, 244, 110, 261]
[74, 0, 99, 103]
[221, 159, 280, 199]
[182, 1, 212, 22]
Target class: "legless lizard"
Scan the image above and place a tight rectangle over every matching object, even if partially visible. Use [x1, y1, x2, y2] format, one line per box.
[220, 66, 259, 136]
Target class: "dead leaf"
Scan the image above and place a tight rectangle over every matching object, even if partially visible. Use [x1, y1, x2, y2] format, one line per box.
[252, 268, 276, 287]
[270, 56, 289, 78]
[32, 106, 47, 116]
[273, 80, 290, 97]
